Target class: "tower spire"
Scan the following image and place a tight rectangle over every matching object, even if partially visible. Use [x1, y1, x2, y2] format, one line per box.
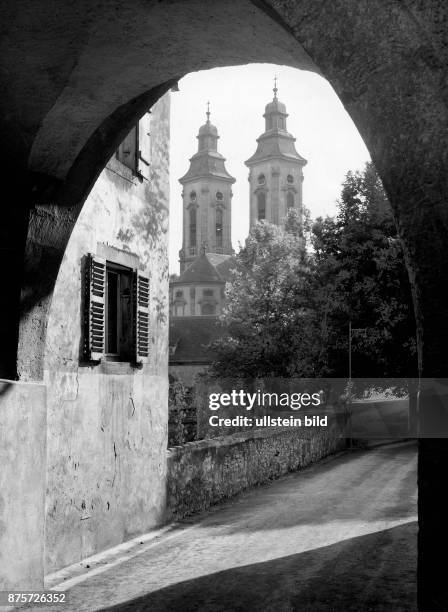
[206, 100, 210, 122]
[273, 76, 278, 99]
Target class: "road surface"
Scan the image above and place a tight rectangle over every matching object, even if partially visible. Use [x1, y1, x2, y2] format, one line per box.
[33, 441, 418, 611]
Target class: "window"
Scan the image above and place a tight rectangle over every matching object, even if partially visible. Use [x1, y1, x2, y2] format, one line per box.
[174, 304, 185, 316]
[257, 192, 266, 220]
[105, 264, 133, 358]
[189, 208, 197, 247]
[216, 191, 223, 201]
[216, 209, 223, 248]
[175, 290, 183, 298]
[287, 174, 294, 184]
[287, 191, 295, 208]
[258, 173, 265, 185]
[203, 289, 214, 297]
[115, 117, 151, 179]
[202, 303, 215, 315]
[190, 190, 197, 201]
[116, 126, 138, 172]
[84, 254, 150, 364]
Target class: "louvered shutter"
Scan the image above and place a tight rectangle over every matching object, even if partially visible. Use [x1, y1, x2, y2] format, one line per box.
[137, 114, 151, 180]
[134, 272, 150, 364]
[84, 254, 106, 361]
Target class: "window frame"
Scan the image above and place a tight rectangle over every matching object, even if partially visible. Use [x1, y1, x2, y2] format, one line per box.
[84, 251, 150, 366]
[105, 261, 134, 361]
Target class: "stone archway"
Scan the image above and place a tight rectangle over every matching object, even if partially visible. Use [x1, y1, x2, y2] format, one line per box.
[1, 0, 448, 607]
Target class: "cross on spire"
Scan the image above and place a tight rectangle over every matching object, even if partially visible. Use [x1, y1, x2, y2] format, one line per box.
[273, 76, 278, 99]
[206, 100, 210, 122]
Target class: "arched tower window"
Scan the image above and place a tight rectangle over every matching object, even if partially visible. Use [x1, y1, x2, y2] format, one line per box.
[287, 192, 295, 208]
[216, 208, 223, 248]
[189, 208, 197, 248]
[257, 192, 266, 221]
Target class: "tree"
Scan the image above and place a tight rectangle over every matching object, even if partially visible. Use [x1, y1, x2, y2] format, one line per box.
[311, 162, 418, 379]
[210, 163, 418, 382]
[210, 208, 320, 378]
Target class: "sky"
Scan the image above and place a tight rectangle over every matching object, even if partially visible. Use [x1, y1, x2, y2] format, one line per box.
[169, 64, 371, 274]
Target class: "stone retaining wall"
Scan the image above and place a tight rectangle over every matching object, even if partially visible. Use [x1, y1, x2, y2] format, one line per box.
[166, 423, 347, 520]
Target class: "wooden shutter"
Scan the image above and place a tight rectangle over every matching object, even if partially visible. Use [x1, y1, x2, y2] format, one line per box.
[84, 254, 106, 361]
[137, 114, 151, 180]
[134, 272, 150, 364]
[117, 127, 137, 172]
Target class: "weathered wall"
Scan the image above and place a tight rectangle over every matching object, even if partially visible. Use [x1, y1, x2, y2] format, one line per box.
[170, 282, 225, 316]
[0, 380, 46, 589]
[166, 425, 347, 521]
[42, 95, 170, 573]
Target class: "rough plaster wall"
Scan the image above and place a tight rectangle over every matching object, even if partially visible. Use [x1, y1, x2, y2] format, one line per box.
[0, 380, 46, 589]
[43, 94, 170, 573]
[166, 425, 347, 520]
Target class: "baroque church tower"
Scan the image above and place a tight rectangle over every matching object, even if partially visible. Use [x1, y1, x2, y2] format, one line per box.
[245, 80, 307, 229]
[178, 104, 235, 273]
[170, 106, 236, 321]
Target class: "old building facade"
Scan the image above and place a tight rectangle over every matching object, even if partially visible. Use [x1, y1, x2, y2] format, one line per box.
[42, 95, 170, 572]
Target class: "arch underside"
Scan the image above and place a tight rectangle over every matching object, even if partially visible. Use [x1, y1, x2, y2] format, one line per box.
[1, 2, 448, 605]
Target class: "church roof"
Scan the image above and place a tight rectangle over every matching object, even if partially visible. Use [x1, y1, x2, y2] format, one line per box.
[179, 150, 235, 183]
[169, 316, 224, 364]
[179, 106, 235, 184]
[173, 251, 235, 285]
[245, 83, 307, 167]
[264, 97, 287, 116]
[245, 132, 307, 166]
[198, 121, 218, 136]
[205, 253, 236, 281]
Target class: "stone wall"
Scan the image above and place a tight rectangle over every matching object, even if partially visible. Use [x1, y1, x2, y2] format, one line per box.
[42, 95, 170, 573]
[166, 424, 347, 520]
[0, 380, 46, 589]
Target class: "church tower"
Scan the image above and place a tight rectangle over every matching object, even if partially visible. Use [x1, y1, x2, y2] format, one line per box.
[178, 104, 235, 273]
[245, 80, 307, 229]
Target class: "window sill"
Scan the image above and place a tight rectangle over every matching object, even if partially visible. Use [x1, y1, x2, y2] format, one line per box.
[81, 358, 143, 374]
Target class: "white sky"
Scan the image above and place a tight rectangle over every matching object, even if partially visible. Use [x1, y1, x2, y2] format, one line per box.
[169, 64, 370, 274]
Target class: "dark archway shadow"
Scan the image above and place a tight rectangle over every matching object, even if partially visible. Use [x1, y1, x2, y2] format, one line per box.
[101, 522, 417, 612]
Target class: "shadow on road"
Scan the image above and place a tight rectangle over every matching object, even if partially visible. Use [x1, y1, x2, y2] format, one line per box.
[192, 441, 417, 535]
[102, 522, 416, 612]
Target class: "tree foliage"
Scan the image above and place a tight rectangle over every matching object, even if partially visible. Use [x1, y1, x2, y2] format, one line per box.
[210, 208, 319, 378]
[311, 162, 417, 378]
[210, 163, 418, 380]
